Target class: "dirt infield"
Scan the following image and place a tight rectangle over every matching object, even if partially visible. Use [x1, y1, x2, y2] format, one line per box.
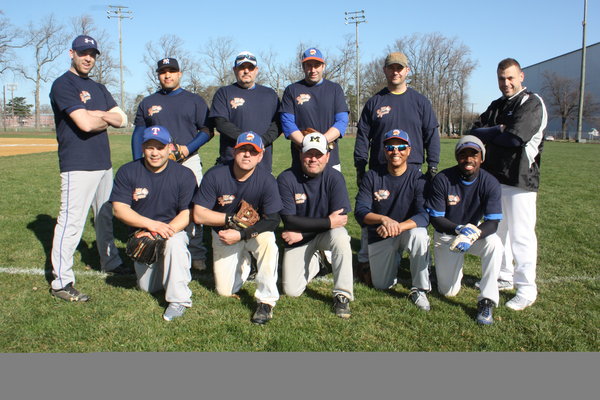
[0, 138, 57, 157]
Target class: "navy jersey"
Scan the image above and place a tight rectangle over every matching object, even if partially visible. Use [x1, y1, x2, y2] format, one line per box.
[49, 70, 117, 172]
[355, 167, 429, 244]
[425, 166, 502, 229]
[193, 163, 282, 232]
[134, 88, 210, 150]
[209, 83, 279, 163]
[354, 87, 440, 171]
[110, 159, 197, 225]
[280, 79, 348, 166]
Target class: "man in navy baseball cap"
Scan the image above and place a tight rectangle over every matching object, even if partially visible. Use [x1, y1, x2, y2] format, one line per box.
[156, 58, 180, 72]
[71, 35, 100, 55]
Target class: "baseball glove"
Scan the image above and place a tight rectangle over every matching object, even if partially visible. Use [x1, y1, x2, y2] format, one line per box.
[225, 200, 260, 231]
[168, 143, 186, 163]
[125, 230, 166, 265]
[449, 223, 482, 253]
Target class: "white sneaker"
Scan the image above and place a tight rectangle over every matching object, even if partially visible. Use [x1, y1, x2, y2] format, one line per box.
[191, 259, 207, 271]
[409, 289, 431, 311]
[163, 303, 187, 321]
[505, 295, 535, 311]
[475, 279, 514, 291]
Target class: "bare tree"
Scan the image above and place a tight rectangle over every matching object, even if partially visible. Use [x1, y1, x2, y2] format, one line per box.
[201, 37, 237, 88]
[14, 14, 67, 128]
[142, 34, 199, 93]
[69, 15, 119, 91]
[542, 71, 600, 139]
[0, 11, 23, 75]
[257, 48, 287, 96]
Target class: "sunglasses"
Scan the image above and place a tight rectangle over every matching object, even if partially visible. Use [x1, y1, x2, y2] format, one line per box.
[236, 54, 257, 62]
[384, 144, 409, 152]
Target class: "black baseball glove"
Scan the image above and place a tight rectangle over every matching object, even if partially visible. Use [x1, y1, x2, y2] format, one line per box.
[125, 230, 166, 265]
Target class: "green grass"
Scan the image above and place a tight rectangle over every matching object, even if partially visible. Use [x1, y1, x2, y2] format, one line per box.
[0, 134, 599, 352]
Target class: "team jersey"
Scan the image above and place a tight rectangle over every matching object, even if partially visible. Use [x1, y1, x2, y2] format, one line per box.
[354, 87, 440, 171]
[472, 89, 547, 191]
[280, 79, 349, 166]
[355, 167, 429, 244]
[425, 166, 502, 229]
[49, 70, 117, 172]
[209, 83, 279, 163]
[134, 88, 210, 151]
[110, 159, 197, 225]
[193, 163, 282, 233]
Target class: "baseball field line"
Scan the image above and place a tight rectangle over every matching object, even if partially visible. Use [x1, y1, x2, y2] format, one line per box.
[0, 266, 598, 286]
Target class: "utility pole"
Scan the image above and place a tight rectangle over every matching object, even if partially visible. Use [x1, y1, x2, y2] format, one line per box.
[345, 10, 367, 126]
[107, 5, 133, 109]
[576, 0, 587, 143]
[6, 83, 17, 118]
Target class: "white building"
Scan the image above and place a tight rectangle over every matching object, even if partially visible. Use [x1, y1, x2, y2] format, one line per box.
[523, 42, 600, 140]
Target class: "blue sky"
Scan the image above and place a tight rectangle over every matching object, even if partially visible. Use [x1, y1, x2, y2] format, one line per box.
[2, 0, 599, 113]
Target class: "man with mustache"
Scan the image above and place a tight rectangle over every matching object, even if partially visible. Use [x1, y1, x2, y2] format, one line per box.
[425, 136, 503, 325]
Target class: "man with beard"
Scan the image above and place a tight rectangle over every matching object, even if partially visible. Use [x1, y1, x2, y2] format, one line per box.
[425, 136, 503, 325]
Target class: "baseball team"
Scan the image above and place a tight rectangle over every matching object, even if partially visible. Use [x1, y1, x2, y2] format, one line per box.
[47, 35, 547, 326]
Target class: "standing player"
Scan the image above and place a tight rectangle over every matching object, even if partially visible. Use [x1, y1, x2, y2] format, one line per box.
[425, 136, 503, 325]
[111, 126, 197, 321]
[277, 132, 354, 319]
[193, 132, 282, 325]
[354, 130, 431, 310]
[210, 51, 280, 172]
[49, 35, 128, 302]
[470, 58, 547, 311]
[132, 57, 212, 272]
[353, 52, 440, 276]
[280, 48, 349, 170]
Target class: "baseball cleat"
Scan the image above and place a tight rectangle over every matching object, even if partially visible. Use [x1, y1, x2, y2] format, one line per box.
[251, 303, 273, 325]
[163, 303, 186, 321]
[409, 288, 431, 311]
[51, 283, 90, 302]
[476, 298, 495, 325]
[333, 294, 351, 319]
[474, 279, 514, 291]
[505, 295, 535, 311]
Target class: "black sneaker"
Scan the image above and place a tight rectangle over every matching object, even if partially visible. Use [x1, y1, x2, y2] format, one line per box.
[333, 294, 351, 319]
[476, 298, 495, 325]
[51, 283, 90, 302]
[251, 303, 273, 325]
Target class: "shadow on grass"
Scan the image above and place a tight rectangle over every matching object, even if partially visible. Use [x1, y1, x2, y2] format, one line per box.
[26, 214, 55, 283]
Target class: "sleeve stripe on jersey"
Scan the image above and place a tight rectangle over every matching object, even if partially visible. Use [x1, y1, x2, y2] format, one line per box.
[426, 208, 445, 217]
[484, 213, 503, 221]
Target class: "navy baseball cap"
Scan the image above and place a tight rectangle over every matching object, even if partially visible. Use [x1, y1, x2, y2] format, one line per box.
[302, 48, 324, 63]
[71, 35, 100, 55]
[142, 126, 172, 145]
[455, 135, 486, 161]
[234, 51, 257, 67]
[156, 58, 180, 72]
[234, 131, 264, 153]
[383, 129, 411, 146]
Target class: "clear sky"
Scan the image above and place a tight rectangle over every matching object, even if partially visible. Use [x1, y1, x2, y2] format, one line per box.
[1, 0, 598, 113]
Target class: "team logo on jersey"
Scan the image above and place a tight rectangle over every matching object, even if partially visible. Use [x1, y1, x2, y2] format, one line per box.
[376, 106, 391, 118]
[148, 105, 162, 116]
[447, 194, 460, 206]
[294, 193, 307, 204]
[296, 94, 311, 105]
[230, 97, 245, 109]
[79, 91, 91, 104]
[133, 188, 149, 201]
[373, 190, 390, 201]
[218, 194, 236, 206]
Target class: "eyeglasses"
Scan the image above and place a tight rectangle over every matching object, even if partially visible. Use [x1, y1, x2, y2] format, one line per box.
[384, 144, 409, 152]
[235, 54, 257, 62]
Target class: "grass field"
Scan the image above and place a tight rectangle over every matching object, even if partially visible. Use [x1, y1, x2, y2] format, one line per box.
[0, 133, 599, 352]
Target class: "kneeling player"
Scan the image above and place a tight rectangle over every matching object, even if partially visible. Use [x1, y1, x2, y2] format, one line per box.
[110, 126, 197, 321]
[355, 129, 431, 310]
[193, 132, 282, 325]
[425, 136, 503, 325]
[277, 132, 354, 318]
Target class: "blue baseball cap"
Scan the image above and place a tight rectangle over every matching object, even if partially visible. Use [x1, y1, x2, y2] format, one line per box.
[302, 48, 324, 63]
[142, 125, 172, 145]
[383, 129, 411, 146]
[234, 131, 264, 153]
[72, 35, 100, 55]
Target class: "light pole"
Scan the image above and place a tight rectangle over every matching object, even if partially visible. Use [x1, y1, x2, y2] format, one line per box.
[576, 0, 587, 143]
[345, 10, 367, 126]
[107, 5, 133, 109]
